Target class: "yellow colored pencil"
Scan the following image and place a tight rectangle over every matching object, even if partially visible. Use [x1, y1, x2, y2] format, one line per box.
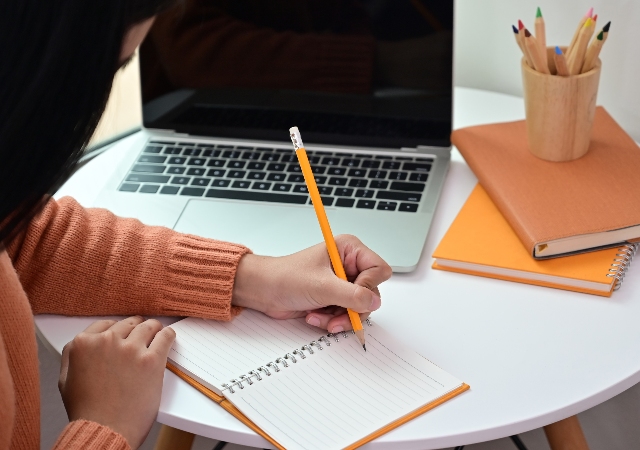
[567, 7, 593, 60]
[289, 126, 366, 351]
[568, 17, 595, 75]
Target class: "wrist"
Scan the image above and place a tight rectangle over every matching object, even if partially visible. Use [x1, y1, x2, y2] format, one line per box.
[231, 253, 274, 312]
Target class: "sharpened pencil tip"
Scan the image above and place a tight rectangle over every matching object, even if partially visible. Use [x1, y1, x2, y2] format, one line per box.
[603, 21, 611, 32]
[555, 46, 562, 55]
[597, 31, 604, 40]
[586, 7, 594, 18]
[512, 24, 518, 34]
[524, 28, 531, 38]
[536, 7, 542, 18]
[584, 17, 592, 28]
[518, 19, 524, 30]
[363, 345, 366, 351]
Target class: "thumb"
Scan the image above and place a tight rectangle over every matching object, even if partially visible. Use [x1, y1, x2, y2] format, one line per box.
[317, 277, 381, 313]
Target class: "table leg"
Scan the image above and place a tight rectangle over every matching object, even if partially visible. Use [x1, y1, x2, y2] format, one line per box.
[153, 424, 195, 450]
[543, 415, 589, 450]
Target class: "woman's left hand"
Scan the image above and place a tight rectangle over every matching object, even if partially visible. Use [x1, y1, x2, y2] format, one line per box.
[232, 234, 392, 333]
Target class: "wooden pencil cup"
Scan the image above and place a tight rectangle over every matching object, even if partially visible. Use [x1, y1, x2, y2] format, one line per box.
[522, 46, 601, 162]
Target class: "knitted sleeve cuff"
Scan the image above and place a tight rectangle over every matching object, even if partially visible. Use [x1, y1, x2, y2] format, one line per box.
[52, 420, 130, 450]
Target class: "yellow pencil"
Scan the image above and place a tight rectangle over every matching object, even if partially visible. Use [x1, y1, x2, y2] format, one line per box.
[289, 126, 366, 351]
[567, 7, 593, 60]
[568, 17, 595, 75]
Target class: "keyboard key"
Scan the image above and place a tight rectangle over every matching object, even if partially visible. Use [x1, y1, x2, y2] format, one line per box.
[322, 157, 341, 165]
[267, 173, 286, 181]
[202, 149, 220, 157]
[227, 160, 246, 169]
[314, 151, 332, 155]
[336, 198, 355, 207]
[382, 161, 401, 169]
[138, 155, 166, 164]
[196, 143, 215, 148]
[218, 145, 234, 149]
[167, 157, 186, 165]
[247, 171, 266, 180]
[328, 177, 347, 186]
[181, 187, 205, 197]
[273, 183, 292, 192]
[287, 164, 302, 173]
[369, 180, 388, 189]
[326, 167, 346, 176]
[143, 146, 162, 153]
[376, 191, 422, 202]
[355, 189, 374, 198]
[348, 169, 366, 177]
[377, 201, 397, 211]
[267, 163, 286, 171]
[132, 164, 166, 173]
[356, 200, 376, 209]
[292, 185, 309, 193]
[308, 156, 321, 164]
[319, 186, 333, 195]
[205, 189, 308, 204]
[403, 162, 432, 172]
[167, 166, 186, 175]
[160, 186, 179, 195]
[211, 179, 231, 187]
[314, 176, 327, 184]
[187, 168, 206, 176]
[182, 148, 202, 156]
[187, 158, 206, 166]
[242, 152, 261, 160]
[361, 160, 381, 169]
[207, 159, 225, 167]
[409, 172, 429, 182]
[247, 162, 266, 170]
[191, 178, 210, 187]
[389, 171, 408, 181]
[335, 188, 354, 197]
[348, 179, 368, 188]
[256, 147, 274, 151]
[139, 185, 159, 193]
[232, 180, 251, 189]
[207, 169, 226, 177]
[228, 170, 246, 178]
[287, 174, 304, 183]
[336, 153, 353, 158]
[222, 150, 241, 158]
[276, 149, 290, 153]
[261, 153, 280, 161]
[368, 170, 387, 179]
[163, 147, 182, 155]
[119, 183, 139, 192]
[126, 174, 169, 183]
[281, 154, 298, 163]
[341, 159, 360, 167]
[309, 196, 334, 206]
[311, 166, 326, 174]
[390, 181, 425, 192]
[394, 156, 414, 161]
[399, 203, 419, 212]
[252, 182, 272, 191]
[150, 141, 175, 145]
[374, 155, 392, 159]
[171, 176, 190, 185]
[236, 146, 254, 151]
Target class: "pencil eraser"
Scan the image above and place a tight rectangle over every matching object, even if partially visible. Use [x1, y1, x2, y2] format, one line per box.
[289, 126, 304, 150]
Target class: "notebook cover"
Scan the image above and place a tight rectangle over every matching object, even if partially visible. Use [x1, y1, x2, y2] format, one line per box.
[432, 184, 622, 297]
[451, 107, 640, 258]
[166, 363, 470, 449]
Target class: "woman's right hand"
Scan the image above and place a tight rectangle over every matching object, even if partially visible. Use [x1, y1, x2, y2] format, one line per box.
[58, 316, 176, 449]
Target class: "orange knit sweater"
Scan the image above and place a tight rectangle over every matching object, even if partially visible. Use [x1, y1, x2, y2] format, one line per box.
[0, 197, 250, 449]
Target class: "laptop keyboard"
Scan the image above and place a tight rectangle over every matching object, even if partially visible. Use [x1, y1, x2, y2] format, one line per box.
[119, 141, 433, 213]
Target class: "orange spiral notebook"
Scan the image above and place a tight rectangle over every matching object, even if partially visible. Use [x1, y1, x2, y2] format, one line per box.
[432, 185, 638, 296]
[166, 309, 469, 450]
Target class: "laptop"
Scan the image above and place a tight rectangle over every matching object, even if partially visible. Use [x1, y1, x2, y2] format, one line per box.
[92, 1, 454, 272]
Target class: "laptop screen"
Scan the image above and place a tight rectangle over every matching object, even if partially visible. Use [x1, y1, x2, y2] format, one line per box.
[139, 1, 453, 149]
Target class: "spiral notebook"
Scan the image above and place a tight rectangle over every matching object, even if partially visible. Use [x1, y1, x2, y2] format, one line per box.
[167, 310, 468, 450]
[432, 184, 639, 296]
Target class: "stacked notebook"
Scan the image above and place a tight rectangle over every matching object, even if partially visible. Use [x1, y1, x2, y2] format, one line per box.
[167, 310, 469, 450]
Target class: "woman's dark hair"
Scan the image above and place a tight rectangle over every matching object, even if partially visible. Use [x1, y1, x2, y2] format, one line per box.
[0, 0, 174, 244]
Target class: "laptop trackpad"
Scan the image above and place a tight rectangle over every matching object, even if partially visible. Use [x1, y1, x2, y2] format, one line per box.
[174, 199, 327, 257]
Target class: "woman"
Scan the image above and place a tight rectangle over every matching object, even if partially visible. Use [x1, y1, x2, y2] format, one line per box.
[0, 1, 391, 449]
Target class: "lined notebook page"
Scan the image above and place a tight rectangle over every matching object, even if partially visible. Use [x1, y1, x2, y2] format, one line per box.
[168, 309, 325, 393]
[224, 324, 463, 450]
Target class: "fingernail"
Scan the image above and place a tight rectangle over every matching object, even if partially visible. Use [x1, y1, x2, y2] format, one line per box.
[332, 326, 344, 333]
[307, 316, 321, 327]
[369, 294, 381, 311]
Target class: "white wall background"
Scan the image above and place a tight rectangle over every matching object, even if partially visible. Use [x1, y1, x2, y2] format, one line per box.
[454, 0, 640, 141]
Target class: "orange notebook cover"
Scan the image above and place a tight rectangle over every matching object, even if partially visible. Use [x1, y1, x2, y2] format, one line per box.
[451, 107, 640, 259]
[432, 185, 638, 296]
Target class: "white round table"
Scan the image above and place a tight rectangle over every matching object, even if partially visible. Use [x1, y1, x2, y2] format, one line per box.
[36, 88, 640, 449]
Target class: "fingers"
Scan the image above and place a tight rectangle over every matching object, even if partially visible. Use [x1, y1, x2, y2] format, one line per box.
[59, 342, 71, 393]
[108, 316, 145, 339]
[318, 278, 381, 313]
[306, 311, 370, 333]
[83, 319, 118, 334]
[148, 326, 176, 359]
[336, 235, 393, 290]
[127, 319, 164, 347]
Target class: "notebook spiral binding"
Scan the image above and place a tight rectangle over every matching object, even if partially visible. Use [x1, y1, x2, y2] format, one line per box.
[606, 243, 639, 291]
[222, 318, 374, 394]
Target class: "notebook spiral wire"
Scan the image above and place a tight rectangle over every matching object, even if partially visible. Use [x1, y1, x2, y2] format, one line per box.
[222, 318, 373, 393]
[607, 243, 639, 290]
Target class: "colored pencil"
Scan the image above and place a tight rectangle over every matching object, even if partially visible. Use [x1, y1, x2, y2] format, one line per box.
[554, 46, 570, 76]
[524, 29, 550, 74]
[568, 17, 595, 75]
[288, 126, 366, 351]
[567, 7, 594, 60]
[513, 24, 533, 67]
[534, 7, 548, 69]
[602, 21, 611, 44]
[581, 30, 604, 73]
